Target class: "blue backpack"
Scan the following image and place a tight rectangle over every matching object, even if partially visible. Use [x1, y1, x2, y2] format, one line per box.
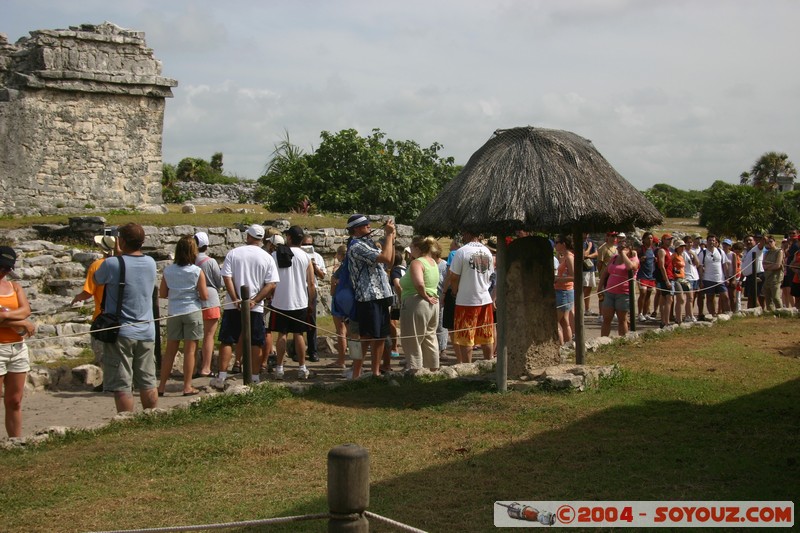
[332, 242, 358, 321]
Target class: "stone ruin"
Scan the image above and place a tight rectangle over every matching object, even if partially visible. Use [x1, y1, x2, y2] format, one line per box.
[0, 22, 177, 215]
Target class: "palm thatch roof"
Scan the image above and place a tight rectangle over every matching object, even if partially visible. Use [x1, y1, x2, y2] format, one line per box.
[415, 126, 662, 236]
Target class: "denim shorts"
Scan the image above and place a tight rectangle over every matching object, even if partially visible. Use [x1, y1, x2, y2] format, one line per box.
[603, 292, 630, 312]
[555, 289, 574, 312]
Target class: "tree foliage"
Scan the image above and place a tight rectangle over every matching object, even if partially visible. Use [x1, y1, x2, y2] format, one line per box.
[739, 151, 797, 190]
[699, 181, 773, 238]
[642, 183, 704, 218]
[176, 155, 239, 185]
[257, 128, 459, 223]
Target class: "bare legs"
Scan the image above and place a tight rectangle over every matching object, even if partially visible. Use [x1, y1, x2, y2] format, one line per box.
[0, 372, 26, 437]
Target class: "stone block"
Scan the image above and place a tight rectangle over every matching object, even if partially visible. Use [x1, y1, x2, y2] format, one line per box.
[23, 254, 57, 267]
[544, 373, 584, 390]
[71, 364, 103, 387]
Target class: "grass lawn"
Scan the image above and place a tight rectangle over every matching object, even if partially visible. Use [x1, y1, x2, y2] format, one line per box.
[1, 318, 798, 532]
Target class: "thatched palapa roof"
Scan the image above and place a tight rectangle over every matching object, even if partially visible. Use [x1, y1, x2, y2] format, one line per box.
[415, 126, 663, 236]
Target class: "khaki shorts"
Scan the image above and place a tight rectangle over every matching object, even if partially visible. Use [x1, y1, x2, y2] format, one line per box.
[103, 337, 157, 392]
[0, 341, 31, 375]
[166, 311, 203, 341]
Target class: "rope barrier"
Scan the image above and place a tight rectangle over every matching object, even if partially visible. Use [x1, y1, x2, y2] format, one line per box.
[364, 511, 430, 533]
[87, 512, 350, 533]
[2, 252, 791, 347]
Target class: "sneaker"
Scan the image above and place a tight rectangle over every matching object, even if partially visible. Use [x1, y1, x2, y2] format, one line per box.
[266, 354, 277, 373]
[308, 354, 320, 363]
[298, 368, 312, 380]
[209, 377, 226, 391]
[275, 368, 285, 381]
[637, 313, 646, 322]
[390, 351, 400, 358]
[689, 316, 697, 323]
[698, 314, 706, 322]
[231, 363, 242, 374]
[343, 368, 353, 380]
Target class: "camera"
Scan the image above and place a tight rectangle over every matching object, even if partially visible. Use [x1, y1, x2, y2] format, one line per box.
[104, 227, 119, 237]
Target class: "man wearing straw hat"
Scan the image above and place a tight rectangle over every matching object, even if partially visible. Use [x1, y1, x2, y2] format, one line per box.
[71, 234, 116, 367]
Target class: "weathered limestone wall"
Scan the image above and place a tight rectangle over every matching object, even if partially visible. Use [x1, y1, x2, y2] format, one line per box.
[0, 23, 177, 215]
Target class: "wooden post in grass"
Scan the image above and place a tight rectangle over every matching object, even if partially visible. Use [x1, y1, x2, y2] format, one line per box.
[328, 444, 369, 532]
[629, 271, 636, 332]
[240, 285, 252, 385]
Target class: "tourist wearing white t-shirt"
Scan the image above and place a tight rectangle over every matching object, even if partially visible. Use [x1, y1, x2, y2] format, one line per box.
[697, 235, 729, 320]
[449, 231, 495, 363]
[271, 226, 315, 380]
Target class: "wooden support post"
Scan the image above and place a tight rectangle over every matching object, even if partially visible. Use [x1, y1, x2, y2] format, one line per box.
[240, 285, 252, 385]
[328, 444, 370, 532]
[496, 235, 508, 392]
[573, 227, 586, 365]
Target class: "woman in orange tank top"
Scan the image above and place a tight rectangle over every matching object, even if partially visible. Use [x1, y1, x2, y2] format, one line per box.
[554, 235, 575, 345]
[0, 246, 36, 438]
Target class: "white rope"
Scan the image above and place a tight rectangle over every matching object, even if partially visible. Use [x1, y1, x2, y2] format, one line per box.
[364, 511, 430, 533]
[87, 512, 346, 533]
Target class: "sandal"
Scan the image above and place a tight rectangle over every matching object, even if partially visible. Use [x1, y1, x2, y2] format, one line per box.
[182, 389, 200, 397]
[325, 362, 345, 369]
[231, 363, 242, 374]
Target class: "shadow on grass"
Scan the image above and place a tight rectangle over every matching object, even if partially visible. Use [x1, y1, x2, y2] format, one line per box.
[304, 374, 497, 410]
[252, 377, 799, 533]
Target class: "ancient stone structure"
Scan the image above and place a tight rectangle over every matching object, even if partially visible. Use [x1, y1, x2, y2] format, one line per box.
[0, 23, 177, 215]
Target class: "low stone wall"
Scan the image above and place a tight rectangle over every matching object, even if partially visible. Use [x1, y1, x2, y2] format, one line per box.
[0, 217, 414, 364]
[175, 182, 259, 205]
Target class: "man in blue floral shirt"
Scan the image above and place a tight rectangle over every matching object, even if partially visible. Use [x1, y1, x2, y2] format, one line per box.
[346, 214, 396, 377]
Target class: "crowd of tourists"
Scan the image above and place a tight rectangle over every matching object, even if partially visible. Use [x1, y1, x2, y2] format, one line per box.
[554, 229, 800, 345]
[4, 219, 798, 438]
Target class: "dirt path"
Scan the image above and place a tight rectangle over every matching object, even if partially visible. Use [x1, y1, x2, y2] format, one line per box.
[10, 308, 668, 439]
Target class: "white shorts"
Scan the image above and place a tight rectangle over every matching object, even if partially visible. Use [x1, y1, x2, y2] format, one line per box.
[583, 272, 597, 288]
[0, 341, 31, 375]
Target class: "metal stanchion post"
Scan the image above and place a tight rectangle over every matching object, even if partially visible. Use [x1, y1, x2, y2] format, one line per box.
[328, 444, 369, 532]
[240, 285, 252, 385]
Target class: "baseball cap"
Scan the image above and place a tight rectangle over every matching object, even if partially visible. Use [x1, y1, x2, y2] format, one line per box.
[347, 214, 370, 229]
[194, 231, 209, 248]
[284, 225, 305, 242]
[617, 232, 627, 239]
[245, 224, 265, 240]
[661, 233, 673, 240]
[606, 231, 618, 236]
[93, 235, 116, 253]
[268, 234, 285, 246]
[722, 238, 733, 246]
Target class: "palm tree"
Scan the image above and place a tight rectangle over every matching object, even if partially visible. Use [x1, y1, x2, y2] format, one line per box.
[743, 152, 797, 191]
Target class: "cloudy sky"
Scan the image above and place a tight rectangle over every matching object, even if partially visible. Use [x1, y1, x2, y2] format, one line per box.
[5, 0, 800, 191]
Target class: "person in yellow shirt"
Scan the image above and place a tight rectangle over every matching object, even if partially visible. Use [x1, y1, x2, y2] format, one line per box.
[71, 235, 116, 366]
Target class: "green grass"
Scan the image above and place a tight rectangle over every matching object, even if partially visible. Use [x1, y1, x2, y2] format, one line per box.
[0, 320, 797, 532]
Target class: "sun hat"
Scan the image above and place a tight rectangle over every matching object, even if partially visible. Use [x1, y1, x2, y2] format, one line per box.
[673, 239, 686, 248]
[93, 235, 116, 253]
[245, 224, 265, 240]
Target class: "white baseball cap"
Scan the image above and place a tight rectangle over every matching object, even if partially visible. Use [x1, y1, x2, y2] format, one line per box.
[194, 231, 209, 248]
[245, 224, 265, 240]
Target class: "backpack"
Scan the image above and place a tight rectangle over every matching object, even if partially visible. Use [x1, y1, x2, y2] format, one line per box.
[331, 242, 358, 321]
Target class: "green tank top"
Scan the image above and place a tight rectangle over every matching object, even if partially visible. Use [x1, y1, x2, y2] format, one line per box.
[399, 257, 439, 300]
